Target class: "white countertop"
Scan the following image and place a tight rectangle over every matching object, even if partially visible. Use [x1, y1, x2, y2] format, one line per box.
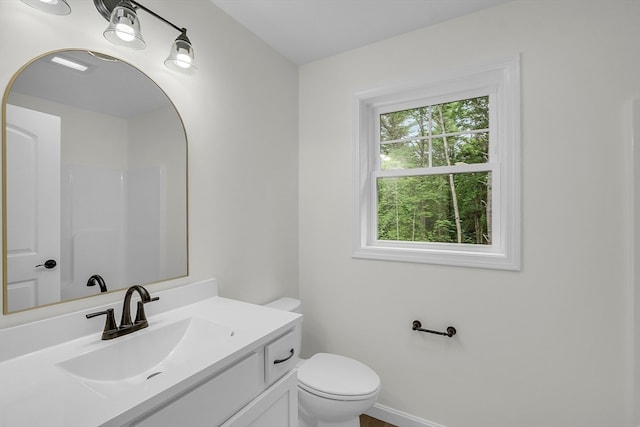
[0, 283, 301, 427]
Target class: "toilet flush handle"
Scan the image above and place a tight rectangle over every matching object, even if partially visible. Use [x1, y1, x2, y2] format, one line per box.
[273, 348, 295, 364]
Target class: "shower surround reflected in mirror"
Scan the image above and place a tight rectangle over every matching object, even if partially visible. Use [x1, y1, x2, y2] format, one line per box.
[3, 50, 188, 313]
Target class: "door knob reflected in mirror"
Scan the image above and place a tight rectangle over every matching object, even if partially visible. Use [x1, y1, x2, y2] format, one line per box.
[35, 259, 57, 269]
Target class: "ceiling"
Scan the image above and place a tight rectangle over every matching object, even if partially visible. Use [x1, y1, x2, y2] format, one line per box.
[8, 1, 514, 116]
[209, 0, 513, 64]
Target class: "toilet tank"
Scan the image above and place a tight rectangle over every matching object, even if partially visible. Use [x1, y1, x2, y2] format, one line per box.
[264, 297, 302, 313]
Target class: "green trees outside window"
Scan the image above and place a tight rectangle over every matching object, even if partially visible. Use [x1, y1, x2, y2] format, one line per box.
[377, 96, 491, 244]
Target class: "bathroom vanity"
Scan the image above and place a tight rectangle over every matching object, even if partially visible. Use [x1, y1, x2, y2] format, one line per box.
[1, 48, 300, 426]
[0, 279, 301, 427]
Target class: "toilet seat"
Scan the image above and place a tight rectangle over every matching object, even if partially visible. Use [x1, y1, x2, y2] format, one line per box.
[298, 381, 380, 401]
[297, 353, 380, 401]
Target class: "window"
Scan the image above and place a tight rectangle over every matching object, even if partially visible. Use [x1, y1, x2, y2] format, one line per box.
[353, 56, 520, 270]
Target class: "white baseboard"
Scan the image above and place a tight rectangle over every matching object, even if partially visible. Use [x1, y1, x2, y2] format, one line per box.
[365, 403, 448, 427]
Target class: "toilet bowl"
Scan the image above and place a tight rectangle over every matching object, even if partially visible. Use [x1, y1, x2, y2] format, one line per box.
[265, 298, 381, 427]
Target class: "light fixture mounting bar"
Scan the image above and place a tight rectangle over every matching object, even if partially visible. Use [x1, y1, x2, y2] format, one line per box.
[93, 0, 186, 34]
[129, 0, 184, 33]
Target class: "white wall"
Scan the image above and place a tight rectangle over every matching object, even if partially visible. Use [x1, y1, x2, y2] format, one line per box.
[0, 0, 299, 327]
[299, 1, 640, 427]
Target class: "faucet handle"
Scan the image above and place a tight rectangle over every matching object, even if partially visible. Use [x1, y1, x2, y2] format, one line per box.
[86, 308, 118, 339]
[134, 296, 159, 324]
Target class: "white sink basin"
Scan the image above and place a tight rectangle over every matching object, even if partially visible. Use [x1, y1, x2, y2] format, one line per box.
[57, 317, 235, 395]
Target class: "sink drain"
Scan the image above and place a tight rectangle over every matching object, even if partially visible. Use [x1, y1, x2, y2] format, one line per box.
[147, 371, 163, 380]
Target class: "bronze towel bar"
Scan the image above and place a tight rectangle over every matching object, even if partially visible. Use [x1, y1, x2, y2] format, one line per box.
[412, 320, 457, 337]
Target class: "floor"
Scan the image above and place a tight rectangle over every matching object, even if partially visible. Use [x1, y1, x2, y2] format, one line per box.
[360, 414, 397, 427]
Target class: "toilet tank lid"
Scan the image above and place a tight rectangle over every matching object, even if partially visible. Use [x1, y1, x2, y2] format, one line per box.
[264, 297, 301, 312]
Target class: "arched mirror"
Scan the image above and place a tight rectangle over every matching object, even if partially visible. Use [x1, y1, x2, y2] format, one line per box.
[2, 50, 188, 313]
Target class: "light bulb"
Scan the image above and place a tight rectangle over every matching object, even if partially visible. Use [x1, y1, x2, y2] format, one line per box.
[115, 23, 136, 42]
[174, 53, 192, 68]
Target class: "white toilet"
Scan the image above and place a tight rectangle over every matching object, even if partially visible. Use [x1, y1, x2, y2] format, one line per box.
[265, 297, 381, 427]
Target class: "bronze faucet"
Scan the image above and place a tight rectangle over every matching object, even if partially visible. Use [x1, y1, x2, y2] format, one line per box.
[86, 274, 108, 293]
[86, 285, 159, 340]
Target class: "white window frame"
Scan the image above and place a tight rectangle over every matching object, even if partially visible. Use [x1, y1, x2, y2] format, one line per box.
[352, 55, 521, 270]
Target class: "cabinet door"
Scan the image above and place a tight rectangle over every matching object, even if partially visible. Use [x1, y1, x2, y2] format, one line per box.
[132, 352, 263, 427]
[223, 370, 298, 427]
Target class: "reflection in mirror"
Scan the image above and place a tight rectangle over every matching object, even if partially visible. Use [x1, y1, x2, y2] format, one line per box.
[3, 50, 188, 313]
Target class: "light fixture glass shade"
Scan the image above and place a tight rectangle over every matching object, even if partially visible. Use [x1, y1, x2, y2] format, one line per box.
[103, 0, 145, 49]
[164, 30, 197, 74]
[20, 0, 71, 15]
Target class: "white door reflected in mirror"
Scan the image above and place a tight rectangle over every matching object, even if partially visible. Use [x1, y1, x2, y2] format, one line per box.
[6, 104, 61, 312]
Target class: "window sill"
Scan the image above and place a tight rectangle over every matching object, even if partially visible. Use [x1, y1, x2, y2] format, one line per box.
[352, 243, 520, 270]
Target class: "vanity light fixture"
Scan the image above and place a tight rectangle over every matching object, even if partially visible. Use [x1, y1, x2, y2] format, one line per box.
[102, 0, 145, 49]
[20, 0, 71, 15]
[94, 0, 197, 74]
[164, 29, 196, 73]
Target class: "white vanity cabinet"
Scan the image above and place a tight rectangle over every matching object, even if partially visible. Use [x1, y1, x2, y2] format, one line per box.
[0, 281, 302, 427]
[127, 326, 300, 427]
